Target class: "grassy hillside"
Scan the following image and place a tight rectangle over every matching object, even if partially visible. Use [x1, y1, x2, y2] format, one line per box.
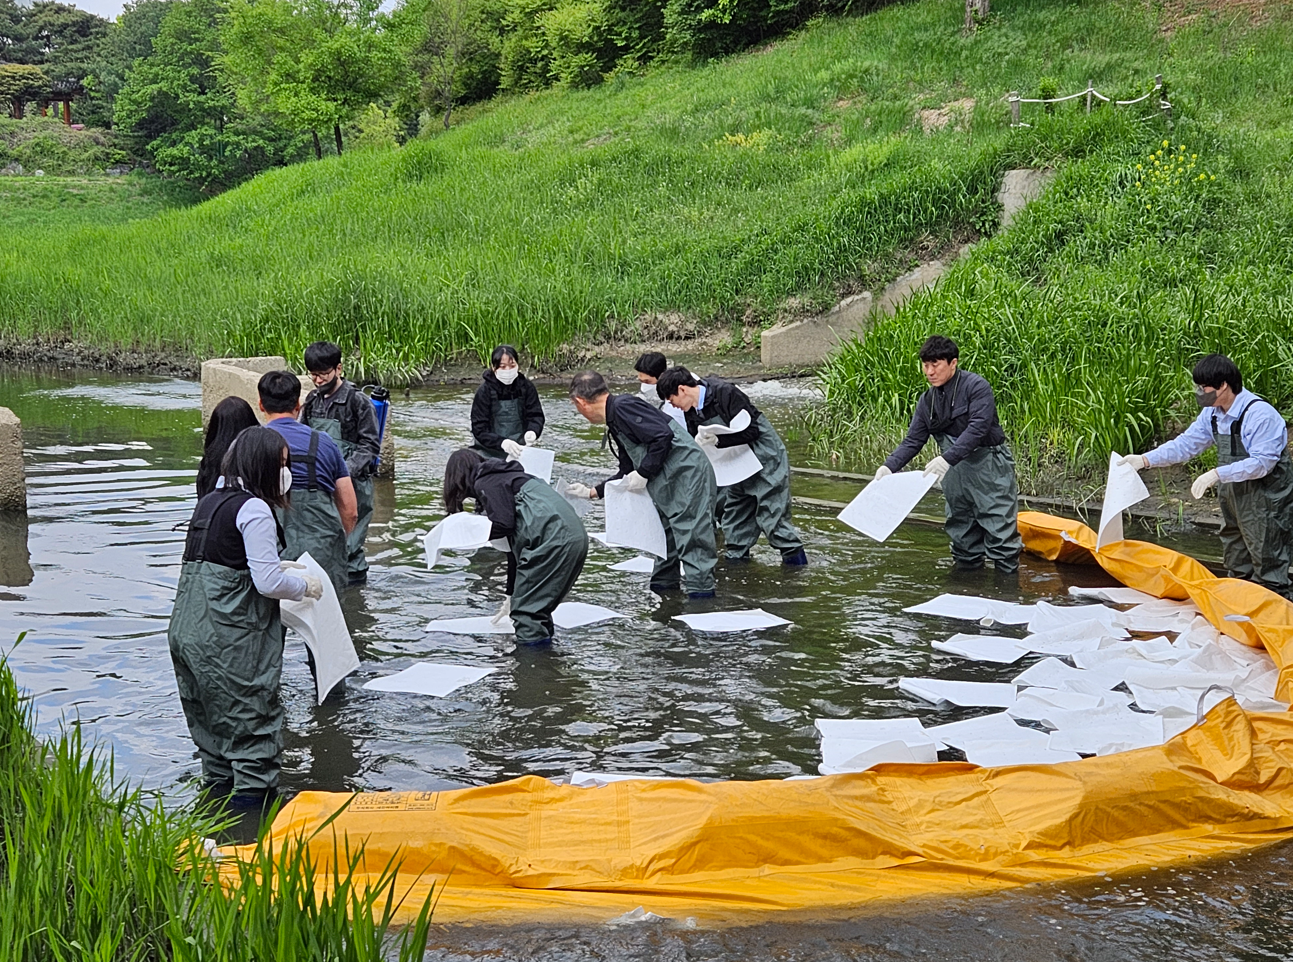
[814, 5, 1293, 486]
[0, 0, 1216, 381]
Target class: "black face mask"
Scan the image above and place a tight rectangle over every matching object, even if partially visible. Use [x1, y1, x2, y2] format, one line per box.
[316, 375, 339, 396]
[1195, 384, 1219, 408]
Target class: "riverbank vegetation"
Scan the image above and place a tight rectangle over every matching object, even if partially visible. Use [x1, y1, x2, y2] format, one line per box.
[1, 0, 1242, 378]
[814, 6, 1293, 485]
[0, 644, 434, 960]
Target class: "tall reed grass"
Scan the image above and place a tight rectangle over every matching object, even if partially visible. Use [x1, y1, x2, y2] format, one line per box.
[0, 0, 1230, 382]
[0, 640, 434, 961]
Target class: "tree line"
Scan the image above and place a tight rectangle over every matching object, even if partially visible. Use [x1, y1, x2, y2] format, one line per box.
[0, 0, 876, 189]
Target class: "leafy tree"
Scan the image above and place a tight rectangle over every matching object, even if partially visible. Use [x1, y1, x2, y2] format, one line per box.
[115, 0, 306, 187]
[410, 0, 498, 128]
[0, 0, 41, 64]
[81, 0, 177, 127]
[222, 0, 405, 157]
[23, 1, 111, 86]
[0, 63, 49, 119]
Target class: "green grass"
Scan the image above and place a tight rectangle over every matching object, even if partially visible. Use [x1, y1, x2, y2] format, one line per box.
[813, 7, 1293, 490]
[0, 0, 1224, 382]
[0, 174, 201, 232]
[0, 641, 434, 960]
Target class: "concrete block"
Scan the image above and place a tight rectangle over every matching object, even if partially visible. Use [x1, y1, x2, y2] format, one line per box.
[0, 407, 26, 513]
[0, 513, 32, 587]
[377, 432, 396, 479]
[761, 293, 873, 369]
[997, 168, 1056, 229]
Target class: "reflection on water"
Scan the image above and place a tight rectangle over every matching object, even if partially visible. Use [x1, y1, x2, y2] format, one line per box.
[0, 365, 1291, 959]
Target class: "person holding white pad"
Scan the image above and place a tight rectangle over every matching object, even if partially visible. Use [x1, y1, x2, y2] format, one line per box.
[656, 366, 806, 566]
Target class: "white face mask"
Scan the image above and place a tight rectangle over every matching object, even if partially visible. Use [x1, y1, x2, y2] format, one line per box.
[495, 367, 520, 385]
[639, 381, 657, 398]
[279, 466, 294, 496]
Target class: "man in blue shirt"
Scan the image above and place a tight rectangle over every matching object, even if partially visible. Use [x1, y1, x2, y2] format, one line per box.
[1121, 354, 1293, 597]
[258, 371, 358, 594]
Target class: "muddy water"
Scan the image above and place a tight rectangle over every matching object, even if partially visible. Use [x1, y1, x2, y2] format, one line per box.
[0, 366, 1290, 960]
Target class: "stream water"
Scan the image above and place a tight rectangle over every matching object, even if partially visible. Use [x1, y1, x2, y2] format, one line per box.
[0, 366, 1289, 960]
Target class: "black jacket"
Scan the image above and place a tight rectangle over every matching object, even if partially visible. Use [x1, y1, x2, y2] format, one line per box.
[301, 379, 382, 478]
[684, 375, 761, 449]
[470, 370, 545, 451]
[884, 369, 1008, 471]
[596, 394, 676, 498]
[472, 458, 532, 540]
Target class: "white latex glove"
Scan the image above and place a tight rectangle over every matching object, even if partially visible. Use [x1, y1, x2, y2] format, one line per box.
[1191, 468, 1220, 500]
[523, 430, 537, 445]
[923, 456, 951, 481]
[501, 438, 525, 458]
[564, 481, 595, 499]
[302, 576, 324, 601]
[624, 471, 649, 492]
[490, 596, 512, 626]
[873, 465, 892, 480]
[279, 560, 307, 571]
[1118, 454, 1148, 472]
[695, 430, 718, 448]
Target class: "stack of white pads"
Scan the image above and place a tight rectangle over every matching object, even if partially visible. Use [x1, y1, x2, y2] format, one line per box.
[816, 587, 1289, 774]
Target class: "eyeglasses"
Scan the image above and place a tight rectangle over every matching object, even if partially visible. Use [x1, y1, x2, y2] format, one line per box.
[308, 368, 338, 383]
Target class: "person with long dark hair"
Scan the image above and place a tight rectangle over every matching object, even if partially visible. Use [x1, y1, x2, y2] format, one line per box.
[443, 448, 587, 645]
[196, 397, 259, 498]
[169, 427, 323, 811]
[470, 345, 545, 460]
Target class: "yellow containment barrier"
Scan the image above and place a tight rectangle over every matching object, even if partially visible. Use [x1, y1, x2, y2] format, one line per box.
[223, 513, 1293, 925]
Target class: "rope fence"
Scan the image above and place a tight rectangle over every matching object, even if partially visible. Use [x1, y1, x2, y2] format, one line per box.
[1009, 75, 1172, 127]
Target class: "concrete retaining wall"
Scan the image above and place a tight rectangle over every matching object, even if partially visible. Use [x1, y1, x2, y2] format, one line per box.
[0, 407, 26, 513]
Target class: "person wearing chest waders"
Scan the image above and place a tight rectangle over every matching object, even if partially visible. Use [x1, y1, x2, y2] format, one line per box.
[168, 427, 324, 811]
[876, 336, 1022, 574]
[1120, 353, 1293, 598]
[633, 351, 688, 428]
[470, 345, 545, 460]
[300, 341, 382, 586]
[258, 370, 357, 594]
[566, 370, 719, 598]
[656, 366, 808, 567]
[443, 449, 589, 646]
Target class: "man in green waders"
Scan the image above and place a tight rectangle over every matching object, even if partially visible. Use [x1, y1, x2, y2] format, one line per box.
[566, 370, 718, 598]
[655, 366, 807, 566]
[875, 336, 1022, 574]
[1120, 353, 1293, 598]
[258, 371, 358, 593]
[300, 341, 382, 586]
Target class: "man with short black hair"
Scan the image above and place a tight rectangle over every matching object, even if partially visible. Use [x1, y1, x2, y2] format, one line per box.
[875, 336, 1022, 573]
[656, 366, 806, 566]
[567, 370, 718, 598]
[1120, 353, 1293, 597]
[633, 351, 687, 428]
[300, 341, 382, 585]
[258, 370, 357, 594]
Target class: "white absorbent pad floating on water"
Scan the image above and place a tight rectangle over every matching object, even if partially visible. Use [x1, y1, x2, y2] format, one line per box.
[897, 678, 1017, 708]
[926, 711, 1026, 750]
[962, 738, 1082, 767]
[1022, 619, 1125, 657]
[608, 555, 656, 573]
[932, 633, 1031, 665]
[279, 552, 360, 705]
[1097, 451, 1151, 550]
[603, 478, 668, 558]
[673, 609, 792, 633]
[363, 662, 495, 698]
[696, 410, 764, 487]
[815, 716, 939, 774]
[1013, 657, 1124, 696]
[1026, 600, 1123, 635]
[424, 512, 495, 568]
[1069, 585, 1159, 605]
[837, 471, 938, 543]
[903, 594, 1034, 625]
[425, 615, 515, 635]
[551, 602, 629, 629]
[509, 445, 555, 483]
